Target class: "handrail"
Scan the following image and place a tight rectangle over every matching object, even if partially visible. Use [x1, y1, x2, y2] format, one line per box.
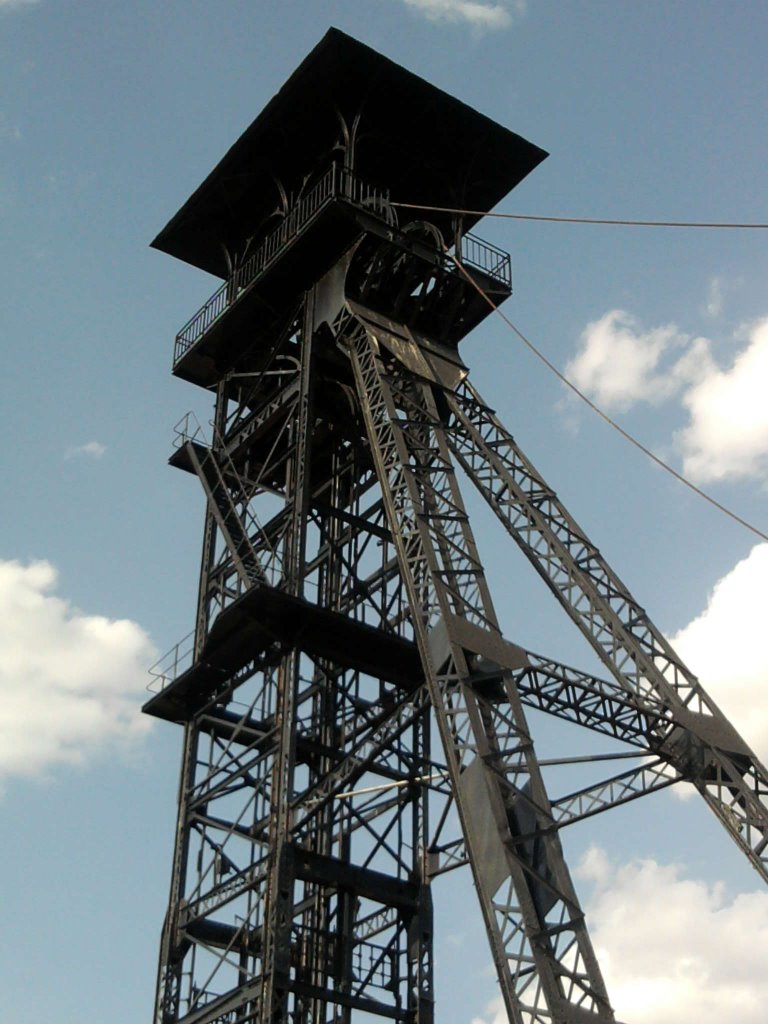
[459, 232, 511, 288]
[172, 168, 512, 367]
[173, 165, 391, 366]
[147, 630, 195, 693]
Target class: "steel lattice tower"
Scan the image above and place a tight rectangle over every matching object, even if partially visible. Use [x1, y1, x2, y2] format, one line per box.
[145, 29, 768, 1024]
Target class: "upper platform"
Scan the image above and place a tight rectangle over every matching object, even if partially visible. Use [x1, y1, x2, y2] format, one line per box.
[151, 28, 547, 281]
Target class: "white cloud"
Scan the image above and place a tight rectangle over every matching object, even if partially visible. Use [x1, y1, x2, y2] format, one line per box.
[568, 309, 768, 484]
[471, 843, 768, 1024]
[0, 559, 155, 783]
[399, 0, 524, 30]
[65, 440, 107, 460]
[0, 0, 39, 8]
[676, 318, 768, 484]
[669, 542, 768, 761]
[576, 846, 768, 1024]
[565, 310, 699, 412]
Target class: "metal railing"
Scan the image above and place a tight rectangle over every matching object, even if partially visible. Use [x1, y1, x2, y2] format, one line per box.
[147, 630, 195, 693]
[173, 164, 391, 365]
[172, 165, 512, 367]
[458, 232, 511, 289]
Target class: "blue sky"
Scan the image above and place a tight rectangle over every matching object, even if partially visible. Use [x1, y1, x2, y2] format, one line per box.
[1, 2, 767, 1022]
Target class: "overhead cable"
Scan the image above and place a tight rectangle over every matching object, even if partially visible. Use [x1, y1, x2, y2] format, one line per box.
[393, 202, 768, 230]
[445, 249, 768, 545]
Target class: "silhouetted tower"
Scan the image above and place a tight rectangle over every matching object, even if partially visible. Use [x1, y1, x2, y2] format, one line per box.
[146, 29, 768, 1024]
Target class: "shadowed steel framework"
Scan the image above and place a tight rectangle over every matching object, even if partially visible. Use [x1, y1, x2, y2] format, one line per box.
[145, 28, 768, 1024]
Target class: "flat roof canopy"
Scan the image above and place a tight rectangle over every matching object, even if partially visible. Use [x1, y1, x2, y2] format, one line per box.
[152, 28, 547, 280]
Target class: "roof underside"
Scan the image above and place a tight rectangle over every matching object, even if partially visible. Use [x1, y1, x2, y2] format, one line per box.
[152, 28, 548, 279]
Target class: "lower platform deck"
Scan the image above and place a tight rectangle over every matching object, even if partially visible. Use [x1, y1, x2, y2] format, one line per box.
[143, 582, 422, 723]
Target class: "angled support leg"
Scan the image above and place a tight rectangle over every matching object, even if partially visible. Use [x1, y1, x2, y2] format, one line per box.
[444, 377, 768, 881]
[347, 317, 616, 1024]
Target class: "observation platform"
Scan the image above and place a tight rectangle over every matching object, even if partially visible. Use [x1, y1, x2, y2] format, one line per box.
[169, 164, 514, 388]
[143, 582, 422, 723]
[152, 28, 547, 388]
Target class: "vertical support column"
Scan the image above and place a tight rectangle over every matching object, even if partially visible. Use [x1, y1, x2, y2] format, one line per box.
[260, 292, 316, 1023]
[409, 711, 434, 1024]
[154, 379, 233, 1024]
[152, 721, 199, 1024]
[307, 445, 349, 1024]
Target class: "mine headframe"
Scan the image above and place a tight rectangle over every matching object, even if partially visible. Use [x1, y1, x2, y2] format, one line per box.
[144, 28, 768, 1024]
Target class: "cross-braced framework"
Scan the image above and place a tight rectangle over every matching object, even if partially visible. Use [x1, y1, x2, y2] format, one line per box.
[145, 27, 768, 1024]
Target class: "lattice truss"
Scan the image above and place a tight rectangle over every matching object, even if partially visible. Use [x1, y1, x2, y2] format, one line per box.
[150, 280, 768, 1024]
